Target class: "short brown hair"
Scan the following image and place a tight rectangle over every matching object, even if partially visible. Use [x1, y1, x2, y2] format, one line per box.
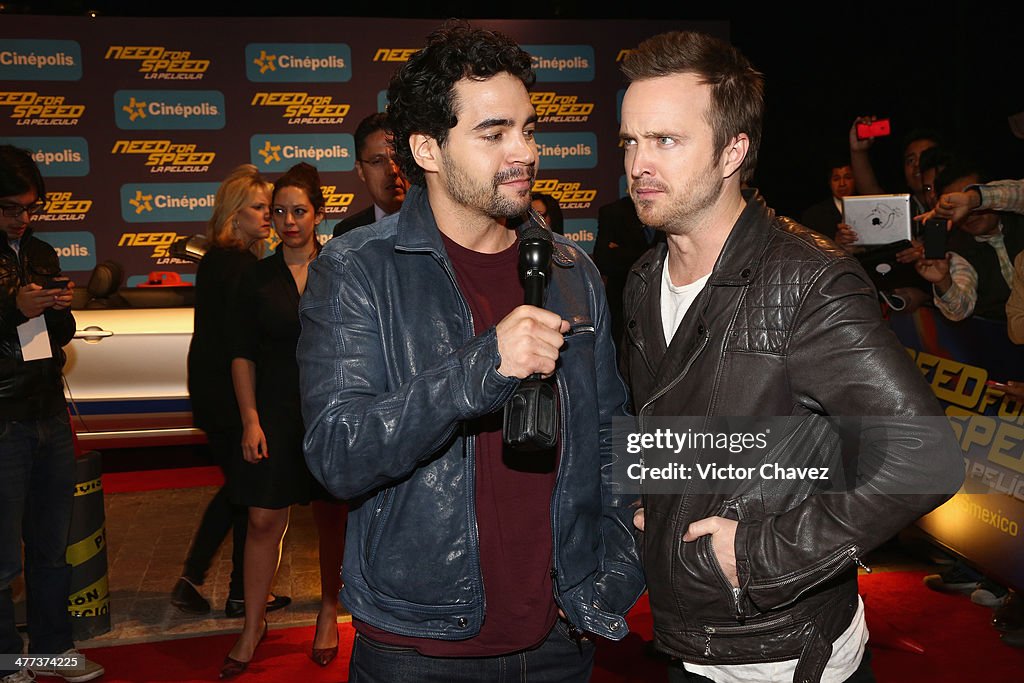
[621, 31, 764, 183]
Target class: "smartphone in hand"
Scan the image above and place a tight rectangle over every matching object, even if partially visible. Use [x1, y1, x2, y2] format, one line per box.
[856, 119, 891, 140]
[922, 218, 948, 259]
[43, 277, 70, 289]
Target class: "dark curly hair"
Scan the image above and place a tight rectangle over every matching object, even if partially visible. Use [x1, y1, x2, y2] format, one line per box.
[385, 19, 535, 187]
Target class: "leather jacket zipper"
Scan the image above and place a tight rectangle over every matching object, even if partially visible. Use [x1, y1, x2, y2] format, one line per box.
[754, 545, 860, 610]
[638, 318, 711, 419]
[702, 613, 794, 657]
[705, 500, 745, 621]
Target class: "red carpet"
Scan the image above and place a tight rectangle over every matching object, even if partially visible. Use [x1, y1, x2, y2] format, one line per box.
[84, 571, 1024, 682]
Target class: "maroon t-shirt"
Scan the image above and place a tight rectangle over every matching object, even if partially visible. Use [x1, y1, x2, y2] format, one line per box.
[356, 232, 560, 655]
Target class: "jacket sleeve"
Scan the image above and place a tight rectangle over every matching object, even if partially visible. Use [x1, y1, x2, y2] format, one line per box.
[296, 245, 518, 501]
[589, 257, 646, 620]
[733, 258, 964, 612]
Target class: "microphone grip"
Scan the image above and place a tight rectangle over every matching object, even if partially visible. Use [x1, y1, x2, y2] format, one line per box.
[523, 272, 545, 309]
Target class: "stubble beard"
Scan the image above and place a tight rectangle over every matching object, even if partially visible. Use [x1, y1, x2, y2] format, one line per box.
[443, 153, 533, 219]
[633, 165, 724, 237]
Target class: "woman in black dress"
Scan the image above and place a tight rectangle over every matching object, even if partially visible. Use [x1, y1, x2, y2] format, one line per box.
[173, 164, 280, 616]
[220, 163, 347, 678]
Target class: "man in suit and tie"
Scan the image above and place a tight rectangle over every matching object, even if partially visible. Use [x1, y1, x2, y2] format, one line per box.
[332, 112, 409, 238]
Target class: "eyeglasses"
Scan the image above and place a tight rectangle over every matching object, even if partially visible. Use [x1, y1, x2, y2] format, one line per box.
[0, 200, 46, 218]
[358, 155, 397, 170]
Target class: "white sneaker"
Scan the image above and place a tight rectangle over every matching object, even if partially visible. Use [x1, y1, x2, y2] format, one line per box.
[1, 670, 35, 683]
[29, 649, 103, 682]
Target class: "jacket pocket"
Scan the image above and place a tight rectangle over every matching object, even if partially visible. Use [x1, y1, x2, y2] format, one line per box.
[673, 498, 744, 622]
[363, 487, 395, 569]
[698, 612, 795, 659]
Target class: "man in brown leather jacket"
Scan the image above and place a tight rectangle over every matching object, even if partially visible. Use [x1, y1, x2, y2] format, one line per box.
[616, 32, 964, 682]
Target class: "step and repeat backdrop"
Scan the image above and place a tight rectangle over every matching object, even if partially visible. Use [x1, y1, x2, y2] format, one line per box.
[0, 15, 726, 285]
[889, 308, 1024, 591]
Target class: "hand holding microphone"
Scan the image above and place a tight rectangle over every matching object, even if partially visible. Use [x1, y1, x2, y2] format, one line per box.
[501, 210, 562, 451]
[495, 306, 568, 379]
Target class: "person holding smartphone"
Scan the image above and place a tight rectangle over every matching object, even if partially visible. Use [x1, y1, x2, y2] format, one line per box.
[0, 144, 104, 682]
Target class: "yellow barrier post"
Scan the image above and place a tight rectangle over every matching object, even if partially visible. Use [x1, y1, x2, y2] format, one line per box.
[66, 450, 111, 639]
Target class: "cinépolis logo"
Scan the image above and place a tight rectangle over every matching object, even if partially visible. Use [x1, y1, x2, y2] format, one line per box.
[33, 231, 95, 272]
[522, 45, 594, 83]
[5, 136, 89, 177]
[535, 133, 597, 170]
[105, 45, 209, 80]
[250, 134, 354, 173]
[114, 90, 225, 130]
[119, 182, 220, 223]
[245, 44, 351, 83]
[0, 40, 81, 81]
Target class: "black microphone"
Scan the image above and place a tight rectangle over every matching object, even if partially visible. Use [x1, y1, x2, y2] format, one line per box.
[502, 209, 559, 451]
[518, 217, 553, 330]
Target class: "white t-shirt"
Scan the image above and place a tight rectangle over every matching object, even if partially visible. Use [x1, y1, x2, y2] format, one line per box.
[661, 257, 710, 345]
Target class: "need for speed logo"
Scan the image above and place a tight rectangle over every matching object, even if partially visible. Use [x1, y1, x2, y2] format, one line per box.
[105, 45, 209, 80]
[0, 91, 84, 126]
[250, 92, 350, 125]
[111, 139, 215, 174]
[531, 92, 594, 124]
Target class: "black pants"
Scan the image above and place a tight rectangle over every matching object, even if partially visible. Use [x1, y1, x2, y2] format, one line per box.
[667, 646, 875, 683]
[181, 430, 246, 600]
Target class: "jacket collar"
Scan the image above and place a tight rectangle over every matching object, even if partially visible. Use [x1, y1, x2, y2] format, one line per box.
[393, 183, 575, 267]
[628, 187, 773, 288]
[707, 188, 774, 287]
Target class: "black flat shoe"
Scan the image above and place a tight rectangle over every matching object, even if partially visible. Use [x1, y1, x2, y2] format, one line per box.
[171, 577, 211, 615]
[224, 594, 292, 618]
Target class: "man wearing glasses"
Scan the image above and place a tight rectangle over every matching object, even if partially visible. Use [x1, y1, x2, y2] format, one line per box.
[332, 112, 409, 238]
[0, 144, 104, 682]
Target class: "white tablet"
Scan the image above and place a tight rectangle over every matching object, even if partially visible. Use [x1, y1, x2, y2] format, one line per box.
[841, 194, 913, 246]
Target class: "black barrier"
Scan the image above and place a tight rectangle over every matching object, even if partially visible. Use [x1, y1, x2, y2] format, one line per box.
[66, 450, 111, 639]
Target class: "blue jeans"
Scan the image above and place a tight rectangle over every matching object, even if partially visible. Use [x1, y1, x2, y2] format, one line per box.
[0, 413, 76, 674]
[349, 619, 596, 683]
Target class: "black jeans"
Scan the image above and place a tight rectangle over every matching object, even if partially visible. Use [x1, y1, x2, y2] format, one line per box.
[667, 646, 876, 682]
[181, 430, 246, 599]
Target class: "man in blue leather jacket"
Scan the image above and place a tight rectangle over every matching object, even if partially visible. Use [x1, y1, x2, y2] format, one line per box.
[297, 20, 644, 682]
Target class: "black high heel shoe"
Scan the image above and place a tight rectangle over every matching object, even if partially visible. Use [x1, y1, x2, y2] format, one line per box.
[219, 620, 268, 680]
